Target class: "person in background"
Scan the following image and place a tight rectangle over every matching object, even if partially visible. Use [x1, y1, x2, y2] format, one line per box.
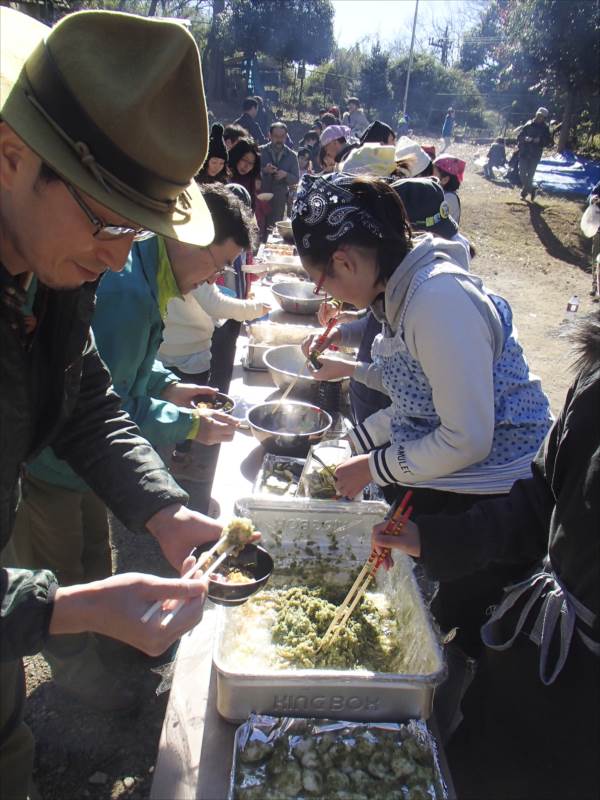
[338, 143, 396, 179]
[227, 138, 261, 209]
[299, 129, 321, 171]
[440, 107, 455, 153]
[372, 310, 600, 800]
[293, 173, 552, 669]
[196, 123, 229, 184]
[297, 146, 313, 179]
[506, 146, 521, 186]
[397, 110, 410, 136]
[253, 95, 271, 137]
[484, 137, 507, 179]
[394, 136, 432, 178]
[12, 185, 251, 708]
[234, 97, 267, 146]
[587, 180, 600, 301]
[360, 120, 396, 146]
[312, 118, 324, 135]
[328, 105, 341, 122]
[223, 123, 249, 150]
[319, 124, 352, 171]
[320, 111, 338, 128]
[516, 107, 553, 201]
[259, 122, 299, 231]
[432, 155, 466, 223]
[0, 8, 229, 797]
[342, 96, 369, 137]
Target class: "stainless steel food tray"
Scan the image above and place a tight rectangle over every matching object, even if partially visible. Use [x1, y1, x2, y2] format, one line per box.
[213, 497, 446, 724]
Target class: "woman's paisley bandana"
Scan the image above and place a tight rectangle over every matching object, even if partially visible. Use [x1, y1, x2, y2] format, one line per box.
[292, 172, 384, 250]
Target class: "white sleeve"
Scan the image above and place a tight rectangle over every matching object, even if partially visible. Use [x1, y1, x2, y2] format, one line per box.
[353, 360, 386, 392]
[192, 283, 265, 322]
[367, 275, 496, 487]
[347, 405, 394, 454]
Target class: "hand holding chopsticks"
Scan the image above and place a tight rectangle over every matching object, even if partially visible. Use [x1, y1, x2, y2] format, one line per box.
[318, 491, 414, 652]
[140, 518, 258, 628]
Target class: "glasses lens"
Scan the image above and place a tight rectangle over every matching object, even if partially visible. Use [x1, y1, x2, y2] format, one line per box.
[96, 226, 154, 242]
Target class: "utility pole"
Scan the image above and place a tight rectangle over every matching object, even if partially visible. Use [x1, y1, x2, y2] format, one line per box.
[402, 0, 419, 116]
[429, 24, 451, 67]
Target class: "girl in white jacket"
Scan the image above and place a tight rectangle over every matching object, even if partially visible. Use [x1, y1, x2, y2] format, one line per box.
[291, 172, 552, 659]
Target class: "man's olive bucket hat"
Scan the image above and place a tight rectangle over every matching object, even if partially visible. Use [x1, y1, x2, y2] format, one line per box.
[0, 7, 214, 245]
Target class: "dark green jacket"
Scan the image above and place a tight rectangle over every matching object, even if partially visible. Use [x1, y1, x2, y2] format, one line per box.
[0, 263, 188, 661]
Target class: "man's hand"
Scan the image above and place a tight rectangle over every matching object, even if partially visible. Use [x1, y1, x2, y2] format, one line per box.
[264, 163, 277, 174]
[50, 572, 209, 657]
[275, 169, 287, 181]
[161, 382, 217, 408]
[334, 454, 372, 499]
[195, 409, 239, 445]
[146, 503, 222, 572]
[371, 518, 421, 562]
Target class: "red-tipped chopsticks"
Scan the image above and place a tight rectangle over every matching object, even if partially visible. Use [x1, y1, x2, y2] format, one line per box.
[318, 491, 413, 651]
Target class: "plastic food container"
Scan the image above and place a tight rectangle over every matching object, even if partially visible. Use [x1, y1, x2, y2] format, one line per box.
[213, 498, 446, 724]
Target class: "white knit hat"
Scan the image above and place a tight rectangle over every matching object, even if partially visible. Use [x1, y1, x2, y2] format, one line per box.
[394, 136, 431, 177]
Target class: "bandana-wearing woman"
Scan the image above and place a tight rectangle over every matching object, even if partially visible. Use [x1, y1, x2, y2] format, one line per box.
[292, 172, 553, 664]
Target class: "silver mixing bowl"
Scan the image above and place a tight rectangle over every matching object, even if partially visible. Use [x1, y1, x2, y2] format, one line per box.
[246, 400, 332, 457]
[263, 346, 347, 401]
[271, 281, 327, 315]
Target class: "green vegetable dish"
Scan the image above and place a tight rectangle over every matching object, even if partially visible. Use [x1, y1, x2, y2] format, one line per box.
[219, 583, 436, 675]
[233, 717, 446, 800]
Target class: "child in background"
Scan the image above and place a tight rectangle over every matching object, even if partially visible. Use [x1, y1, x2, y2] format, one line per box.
[432, 155, 466, 223]
[484, 138, 507, 179]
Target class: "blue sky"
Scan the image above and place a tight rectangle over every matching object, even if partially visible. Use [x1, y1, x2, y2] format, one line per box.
[332, 0, 473, 49]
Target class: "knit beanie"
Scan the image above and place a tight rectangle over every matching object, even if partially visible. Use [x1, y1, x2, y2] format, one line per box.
[208, 123, 228, 162]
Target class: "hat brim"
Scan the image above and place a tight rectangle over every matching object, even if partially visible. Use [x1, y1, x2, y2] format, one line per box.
[0, 10, 213, 246]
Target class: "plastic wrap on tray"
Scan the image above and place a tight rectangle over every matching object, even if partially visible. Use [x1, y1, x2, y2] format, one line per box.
[254, 454, 306, 498]
[229, 714, 448, 800]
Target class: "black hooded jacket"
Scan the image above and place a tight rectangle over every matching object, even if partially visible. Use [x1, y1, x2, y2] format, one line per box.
[418, 311, 600, 642]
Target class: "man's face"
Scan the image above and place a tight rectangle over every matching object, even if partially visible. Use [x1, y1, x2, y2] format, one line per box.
[348, 102, 358, 113]
[534, 113, 545, 124]
[0, 128, 138, 289]
[166, 236, 243, 295]
[247, 106, 258, 119]
[270, 127, 287, 147]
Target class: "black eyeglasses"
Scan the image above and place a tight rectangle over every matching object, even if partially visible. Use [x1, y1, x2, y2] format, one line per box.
[64, 182, 154, 242]
[207, 245, 235, 277]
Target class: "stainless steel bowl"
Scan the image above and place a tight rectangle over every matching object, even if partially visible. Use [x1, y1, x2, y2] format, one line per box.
[263, 345, 347, 400]
[246, 400, 332, 457]
[276, 219, 295, 243]
[271, 281, 327, 315]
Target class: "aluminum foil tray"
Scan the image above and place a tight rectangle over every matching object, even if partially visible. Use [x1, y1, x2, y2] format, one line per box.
[213, 497, 445, 723]
[228, 715, 449, 800]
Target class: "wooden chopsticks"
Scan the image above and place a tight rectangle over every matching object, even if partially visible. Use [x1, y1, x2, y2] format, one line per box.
[318, 491, 414, 652]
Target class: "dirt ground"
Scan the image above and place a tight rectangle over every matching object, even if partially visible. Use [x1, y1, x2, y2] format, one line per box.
[23, 142, 596, 800]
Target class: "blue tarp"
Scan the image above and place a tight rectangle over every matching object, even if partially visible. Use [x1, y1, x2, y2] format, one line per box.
[534, 151, 600, 198]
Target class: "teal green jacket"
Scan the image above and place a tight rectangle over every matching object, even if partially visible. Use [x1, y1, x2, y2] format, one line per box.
[28, 237, 195, 491]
